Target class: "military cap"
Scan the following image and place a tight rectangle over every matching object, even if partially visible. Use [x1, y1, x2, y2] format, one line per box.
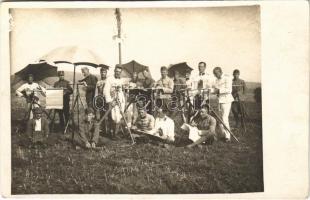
[57, 71, 64, 76]
[99, 64, 109, 71]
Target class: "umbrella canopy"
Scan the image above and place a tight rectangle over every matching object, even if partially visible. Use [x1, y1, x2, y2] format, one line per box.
[120, 60, 152, 79]
[168, 62, 193, 78]
[14, 61, 58, 82]
[39, 46, 105, 68]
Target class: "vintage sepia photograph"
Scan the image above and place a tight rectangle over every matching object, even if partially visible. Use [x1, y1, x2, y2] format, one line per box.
[8, 5, 263, 194]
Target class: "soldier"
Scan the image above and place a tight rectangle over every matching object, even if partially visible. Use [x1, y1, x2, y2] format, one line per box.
[140, 68, 155, 89]
[74, 108, 100, 149]
[16, 74, 46, 119]
[212, 67, 234, 142]
[26, 107, 49, 147]
[103, 65, 126, 139]
[95, 65, 109, 135]
[79, 67, 98, 108]
[181, 107, 216, 148]
[53, 71, 73, 131]
[232, 69, 247, 127]
[155, 66, 174, 112]
[193, 62, 213, 109]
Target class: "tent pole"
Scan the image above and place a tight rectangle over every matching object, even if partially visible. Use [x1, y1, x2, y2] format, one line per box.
[71, 64, 76, 143]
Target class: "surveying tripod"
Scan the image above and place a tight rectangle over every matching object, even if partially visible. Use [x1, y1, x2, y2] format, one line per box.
[64, 83, 85, 143]
[98, 89, 136, 145]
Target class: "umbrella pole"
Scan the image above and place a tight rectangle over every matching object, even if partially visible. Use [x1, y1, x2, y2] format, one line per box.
[71, 64, 76, 144]
[118, 43, 122, 66]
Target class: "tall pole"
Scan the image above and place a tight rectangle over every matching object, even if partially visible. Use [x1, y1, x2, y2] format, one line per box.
[115, 8, 122, 66]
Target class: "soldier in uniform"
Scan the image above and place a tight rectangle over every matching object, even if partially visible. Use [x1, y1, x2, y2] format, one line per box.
[53, 71, 73, 131]
[232, 69, 247, 127]
[79, 67, 98, 108]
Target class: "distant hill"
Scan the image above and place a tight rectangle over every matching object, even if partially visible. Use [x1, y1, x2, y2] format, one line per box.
[245, 82, 261, 93]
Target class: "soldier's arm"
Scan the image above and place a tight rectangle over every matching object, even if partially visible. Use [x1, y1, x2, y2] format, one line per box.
[16, 84, 26, 97]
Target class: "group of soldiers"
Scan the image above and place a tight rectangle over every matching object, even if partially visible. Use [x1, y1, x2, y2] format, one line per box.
[16, 61, 246, 149]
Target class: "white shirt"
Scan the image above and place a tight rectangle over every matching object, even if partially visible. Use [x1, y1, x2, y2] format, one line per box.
[192, 72, 213, 90]
[154, 116, 175, 141]
[34, 118, 42, 131]
[103, 76, 126, 103]
[15, 82, 46, 97]
[213, 74, 234, 104]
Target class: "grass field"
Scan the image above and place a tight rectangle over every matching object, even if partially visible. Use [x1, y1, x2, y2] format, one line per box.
[11, 89, 263, 194]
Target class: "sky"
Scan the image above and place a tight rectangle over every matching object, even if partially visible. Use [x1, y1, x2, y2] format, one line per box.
[10, 6, 261, 82]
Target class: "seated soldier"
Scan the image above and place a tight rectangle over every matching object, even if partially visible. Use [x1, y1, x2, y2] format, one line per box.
[74, 108, 100, 149]
[131, 107, 155, 133]
[26, 107, 49, 147]
[153, 108, 175, 143]
[181, 107, 216, 148]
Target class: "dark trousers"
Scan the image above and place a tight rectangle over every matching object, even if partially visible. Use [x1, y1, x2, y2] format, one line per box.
[56, 100, 70, 130]
[86, 91, 95, 108]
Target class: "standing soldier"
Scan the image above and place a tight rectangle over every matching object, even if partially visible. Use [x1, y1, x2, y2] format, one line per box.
[16, 74, 46, 119]
[79, 67, 98, 108]
[103, 65, 126, 139]
[54, 71, 73, 132]
[212, 67, 234, 142]
[193, 62, 213, 109]
[232, 69, 246, 127]
[95, 65, 109, 134]
[155, 66, 174, 113]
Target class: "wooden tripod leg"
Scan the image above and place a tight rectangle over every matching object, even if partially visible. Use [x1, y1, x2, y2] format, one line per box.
[64, 95, 79, 134]
[208, 105, 240, 143]
[118, 106, 135, 145]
